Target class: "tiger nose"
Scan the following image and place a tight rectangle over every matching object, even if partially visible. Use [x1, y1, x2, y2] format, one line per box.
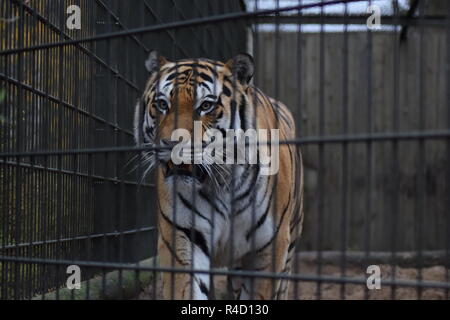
[157, 139, 178, 163]
[160, 138, 178, 148]
[160, 138, 207, 148]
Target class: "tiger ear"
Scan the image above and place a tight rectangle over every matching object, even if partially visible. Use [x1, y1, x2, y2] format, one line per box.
[145, 50, 169, 74]
[225, 53, 254, 85]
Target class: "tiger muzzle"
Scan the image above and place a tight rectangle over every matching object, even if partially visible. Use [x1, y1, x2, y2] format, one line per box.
[164, 160, 207, 182]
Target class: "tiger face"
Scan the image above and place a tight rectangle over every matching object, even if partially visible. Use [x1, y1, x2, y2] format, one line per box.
[134, 51, 255, 188]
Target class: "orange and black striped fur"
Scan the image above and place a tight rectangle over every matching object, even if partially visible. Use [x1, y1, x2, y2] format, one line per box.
[134, 51, 304, 299]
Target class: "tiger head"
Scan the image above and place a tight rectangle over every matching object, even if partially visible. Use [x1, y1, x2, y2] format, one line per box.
[134, 51, 255, 188]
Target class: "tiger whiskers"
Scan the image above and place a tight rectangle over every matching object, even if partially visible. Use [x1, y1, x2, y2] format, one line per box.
[141, 153, 157, 183]
[129, 140, 234, 192]
[201, 152, 231, 192]
[126, 143, 158, 182]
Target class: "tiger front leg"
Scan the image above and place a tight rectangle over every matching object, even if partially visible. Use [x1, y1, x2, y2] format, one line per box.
[243, 236, 290, 300]
[158, 227, 211, 300]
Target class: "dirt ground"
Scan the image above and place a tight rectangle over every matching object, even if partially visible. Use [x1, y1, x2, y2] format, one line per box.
[137, 261, 449, 300]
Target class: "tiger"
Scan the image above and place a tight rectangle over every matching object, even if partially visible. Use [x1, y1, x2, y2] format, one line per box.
[133, 50, 304, 300]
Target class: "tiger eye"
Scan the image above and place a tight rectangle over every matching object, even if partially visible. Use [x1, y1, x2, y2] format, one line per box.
[199, 101, 215, 114]
[155, 99, 168, 112]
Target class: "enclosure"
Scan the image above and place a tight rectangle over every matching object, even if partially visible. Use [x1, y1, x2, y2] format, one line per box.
[0, 0, 449, 300]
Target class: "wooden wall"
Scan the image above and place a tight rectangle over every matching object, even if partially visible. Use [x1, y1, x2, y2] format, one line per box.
[254, 29, 449, 251]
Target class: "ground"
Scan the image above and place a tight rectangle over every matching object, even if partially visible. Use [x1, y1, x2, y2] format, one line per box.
[136, 261, 449, 300]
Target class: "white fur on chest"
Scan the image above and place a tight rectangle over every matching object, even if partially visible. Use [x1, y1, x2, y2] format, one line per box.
[162, 168, 274, 268]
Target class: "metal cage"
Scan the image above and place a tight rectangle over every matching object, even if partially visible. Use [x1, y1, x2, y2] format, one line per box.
[0, 0, 449, 300]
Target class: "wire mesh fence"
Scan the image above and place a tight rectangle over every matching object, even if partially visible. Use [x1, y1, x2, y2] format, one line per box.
[0, 0, 449, 300]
